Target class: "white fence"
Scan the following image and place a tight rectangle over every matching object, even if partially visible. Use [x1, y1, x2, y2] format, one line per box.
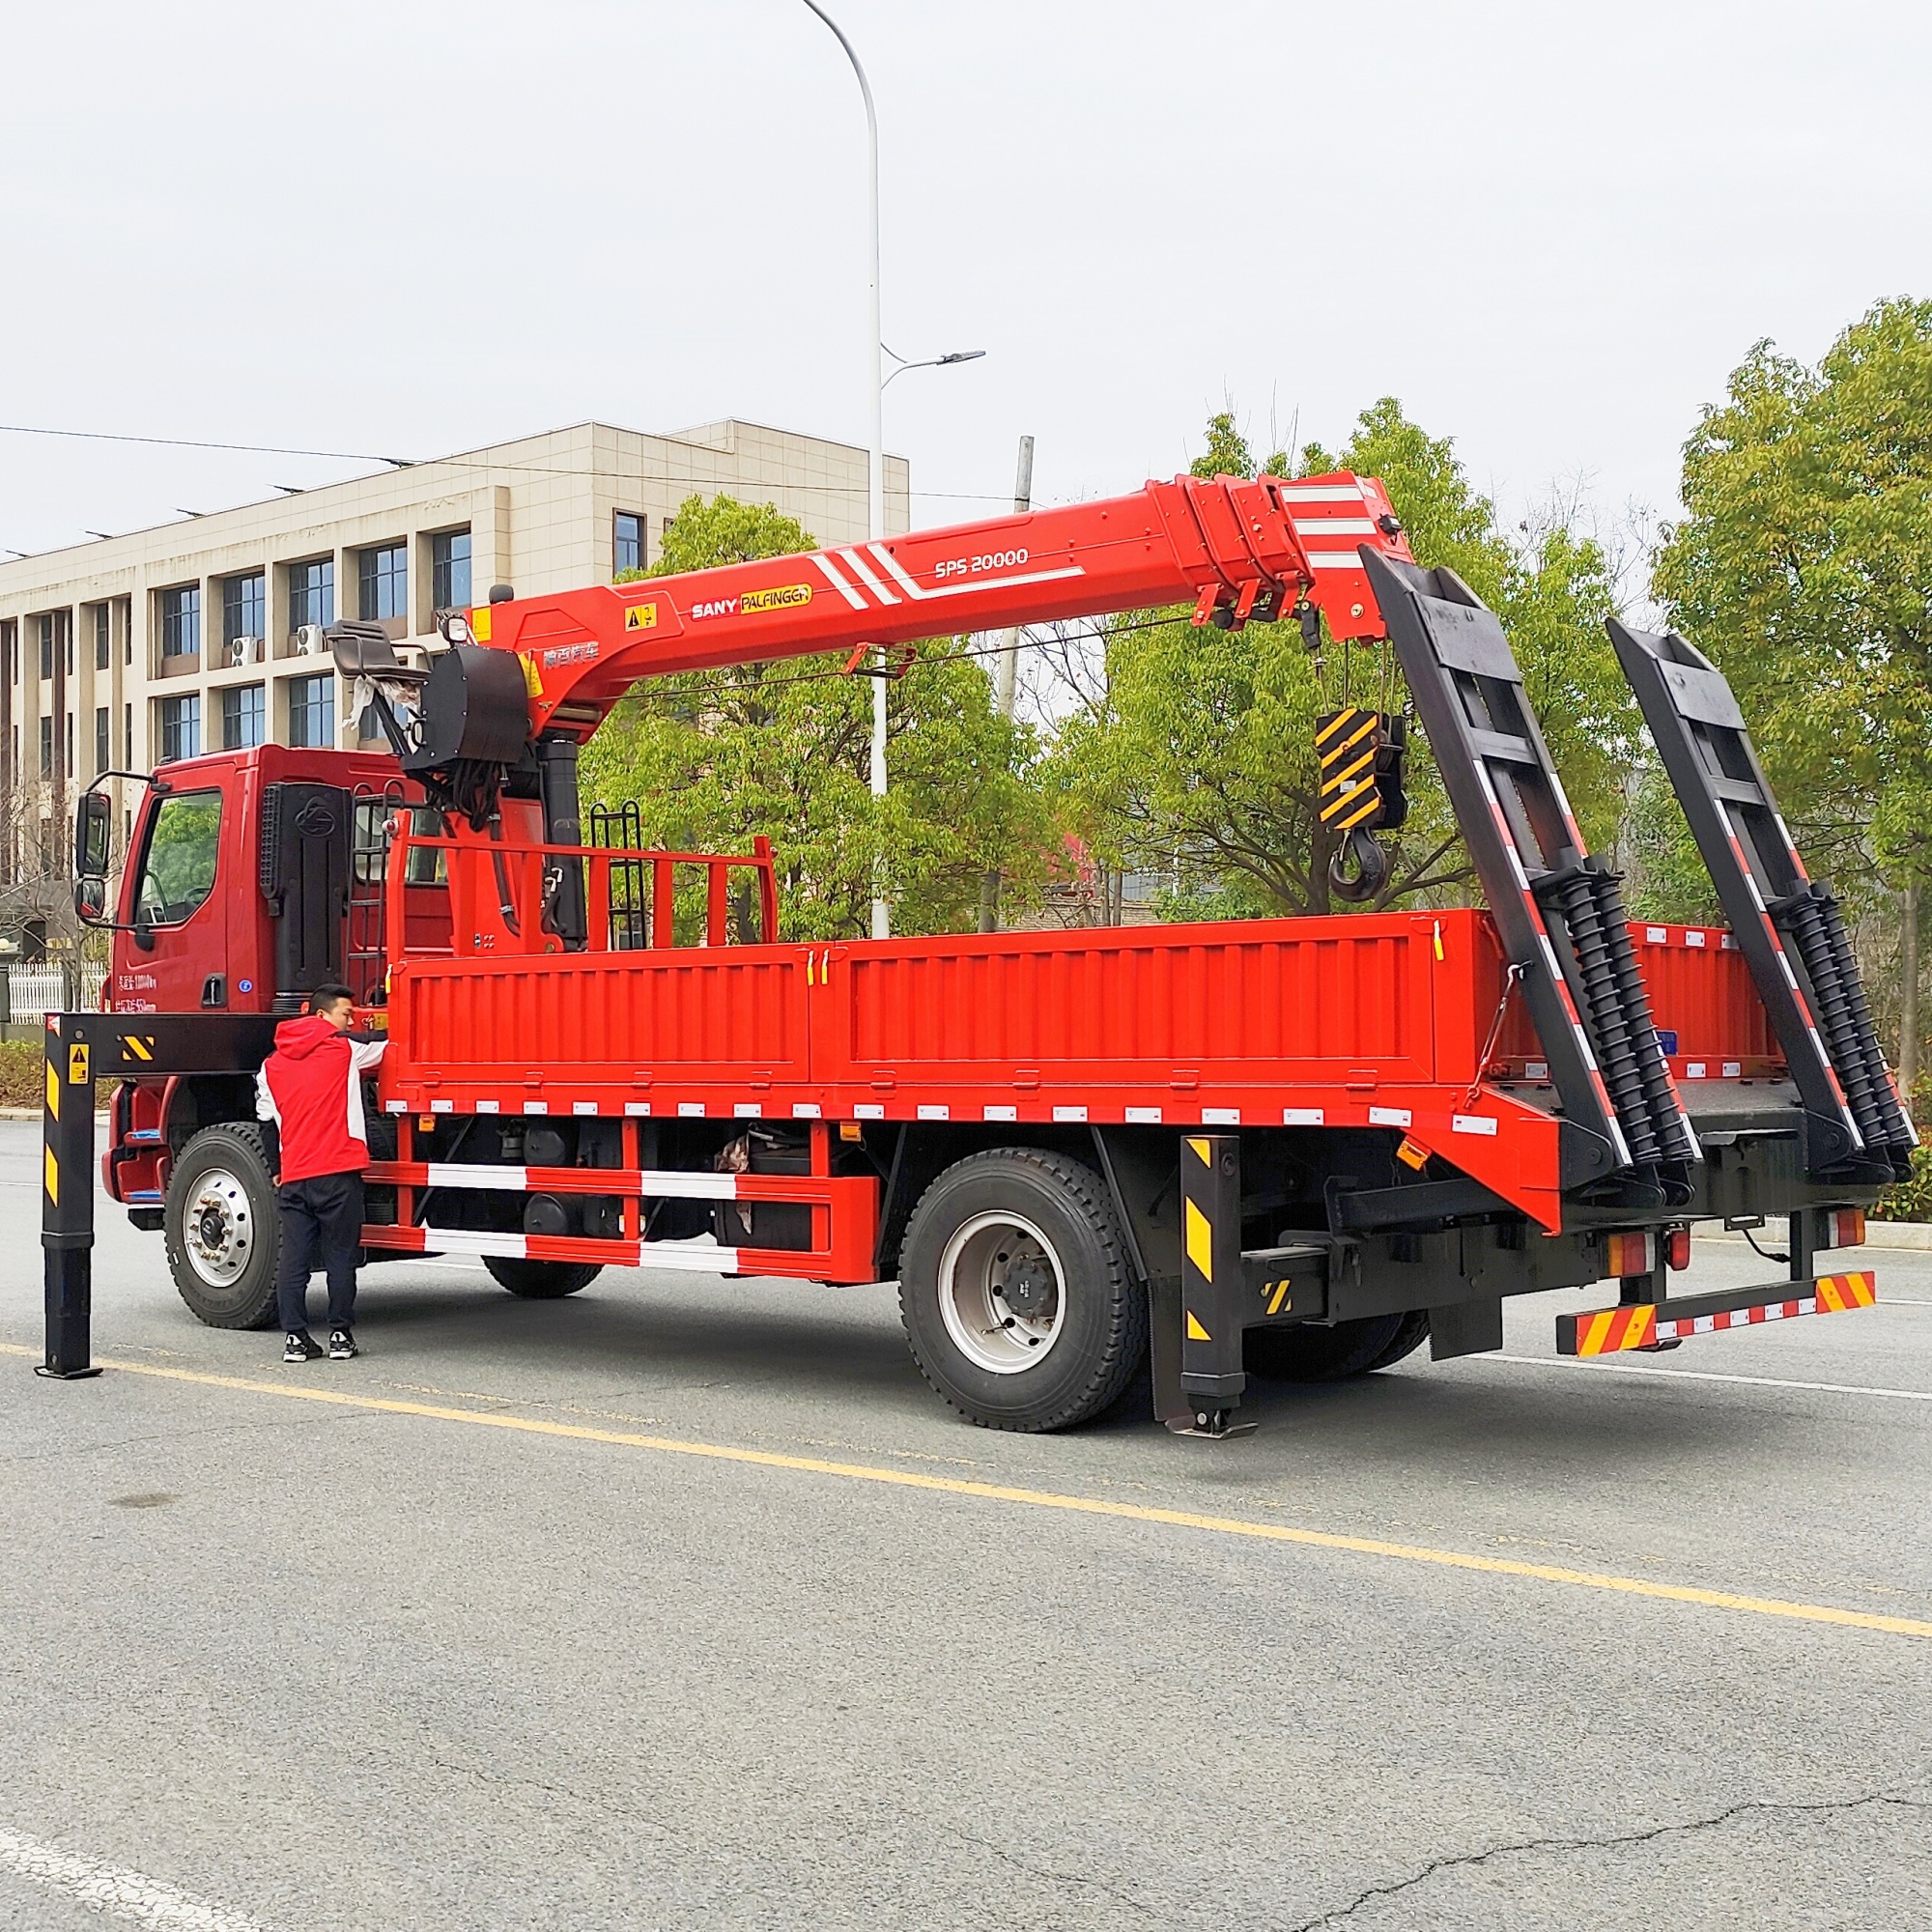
[3, 965, 107, 1022]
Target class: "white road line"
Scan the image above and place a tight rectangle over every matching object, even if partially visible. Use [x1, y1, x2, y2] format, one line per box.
[1488, 1354, 1932, 1402]
[0, 1829, 262, 1932]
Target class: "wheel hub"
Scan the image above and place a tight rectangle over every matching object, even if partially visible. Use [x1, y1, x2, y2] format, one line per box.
[937, 1211, 1068, 1376]
[183, 1170, 253, 1288]
[1000, 1255, 1056, 1320]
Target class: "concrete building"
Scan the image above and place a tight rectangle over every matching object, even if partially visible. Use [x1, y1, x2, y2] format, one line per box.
[0, 418, 909, 904]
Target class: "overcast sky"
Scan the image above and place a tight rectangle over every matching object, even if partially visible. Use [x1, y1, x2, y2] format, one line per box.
[3, 0, 1925, 563]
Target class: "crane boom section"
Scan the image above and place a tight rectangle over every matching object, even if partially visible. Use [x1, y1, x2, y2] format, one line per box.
[473, 470, 1411, 741]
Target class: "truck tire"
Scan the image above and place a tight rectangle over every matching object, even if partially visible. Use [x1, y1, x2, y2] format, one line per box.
[165, 1123, 283, 1330]
[898, 1149, 1147, 1433]
[484, 1257, 602, 1299]
[1243, 1309, 1431, 1382]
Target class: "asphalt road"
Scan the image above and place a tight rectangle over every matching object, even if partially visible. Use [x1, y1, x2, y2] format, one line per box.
[2, 1118, 1927, 1931]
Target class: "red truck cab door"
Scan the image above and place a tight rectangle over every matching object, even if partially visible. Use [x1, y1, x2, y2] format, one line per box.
[113, 780, 235, 1013]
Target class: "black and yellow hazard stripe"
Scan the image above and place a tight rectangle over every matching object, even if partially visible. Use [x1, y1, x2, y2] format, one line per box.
[1316, 707, 1385, 833]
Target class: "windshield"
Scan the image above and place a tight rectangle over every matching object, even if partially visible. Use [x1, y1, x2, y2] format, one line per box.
[134, 790, 222, 925]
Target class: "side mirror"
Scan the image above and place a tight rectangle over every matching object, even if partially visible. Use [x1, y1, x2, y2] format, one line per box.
[72, 875, 108, 923]
[74, 789, 112, 878]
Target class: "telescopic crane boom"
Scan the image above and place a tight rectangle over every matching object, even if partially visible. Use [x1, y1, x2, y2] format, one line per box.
[395, 470, 1415, 798]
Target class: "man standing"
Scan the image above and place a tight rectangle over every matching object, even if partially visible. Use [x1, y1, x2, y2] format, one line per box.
[256, 984, 387, 1364]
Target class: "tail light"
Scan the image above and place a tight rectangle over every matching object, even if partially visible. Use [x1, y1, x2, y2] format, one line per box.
[1605, 1231, 1657, 1278]
[1827, 1208, 1866, 1250]
[1666, 1227, 1691, 1270]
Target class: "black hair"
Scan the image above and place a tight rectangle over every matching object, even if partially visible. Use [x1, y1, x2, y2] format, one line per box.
[307, 983, 355, 1014]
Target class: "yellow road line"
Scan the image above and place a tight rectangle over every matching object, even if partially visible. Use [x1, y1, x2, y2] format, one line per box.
[11, 1341, 1932, 1640]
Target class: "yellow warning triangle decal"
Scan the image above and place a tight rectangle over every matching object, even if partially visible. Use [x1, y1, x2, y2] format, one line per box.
[1186, 1312, 1210, 1342]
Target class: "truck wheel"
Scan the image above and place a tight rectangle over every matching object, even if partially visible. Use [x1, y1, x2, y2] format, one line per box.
[1243, 1310, 1431, 1382]
[165, 1123, 282, 1330]
[484, 1257, 602, 1299]
[898, 1149, 1147, 1433]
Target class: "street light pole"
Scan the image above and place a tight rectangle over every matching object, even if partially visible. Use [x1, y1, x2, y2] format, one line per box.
[799, 0, 891, 939]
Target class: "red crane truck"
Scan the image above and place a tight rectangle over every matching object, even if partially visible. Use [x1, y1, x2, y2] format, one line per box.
[41, 469, 1906, 1435]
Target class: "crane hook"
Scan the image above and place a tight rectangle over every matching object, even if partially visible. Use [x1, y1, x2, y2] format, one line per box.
[1328, 824, 1389, 904]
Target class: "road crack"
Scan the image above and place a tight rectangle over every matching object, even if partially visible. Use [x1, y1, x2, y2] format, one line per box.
[1290, 1792, 1932, 1930]
[938, 1825, 1153, 1916]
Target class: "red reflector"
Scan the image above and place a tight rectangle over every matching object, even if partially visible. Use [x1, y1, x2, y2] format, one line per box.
[1831, 1208, 1866, 1249]
[1666, 1227, 1691, 1270]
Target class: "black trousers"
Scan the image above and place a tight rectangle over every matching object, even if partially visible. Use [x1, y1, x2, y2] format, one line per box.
[275, 1173, 364, 1334]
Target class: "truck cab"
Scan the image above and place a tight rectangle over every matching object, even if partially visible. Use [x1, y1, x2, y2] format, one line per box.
[100, 744, 442, 1017]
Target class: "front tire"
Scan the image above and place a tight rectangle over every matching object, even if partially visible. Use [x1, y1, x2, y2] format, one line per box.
[165, 1123, 282, 1330]
[899, 1149, 1147, 1433]
[484, 1257, 602, 1299]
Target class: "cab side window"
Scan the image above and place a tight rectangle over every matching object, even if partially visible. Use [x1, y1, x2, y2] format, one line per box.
[134, 791, 223, 925]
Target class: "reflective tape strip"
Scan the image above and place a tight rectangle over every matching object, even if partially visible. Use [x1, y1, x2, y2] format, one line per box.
[1304, 552, 1366, 570]
[421, 1163, 743, 1201]
[1292, 518, 1378, 537]
[402, 1226, 744, 1274]
[1574, 1303, 1658, 1355]
[1125, 1105, 1163, 1123]
[1184, 1199, 1212, 1281]
[1276, 484, 1366, 503]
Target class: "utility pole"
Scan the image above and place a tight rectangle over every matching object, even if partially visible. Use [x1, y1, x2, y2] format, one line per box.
[798, 0, 890, 941]
[978, 433, 1035, 934]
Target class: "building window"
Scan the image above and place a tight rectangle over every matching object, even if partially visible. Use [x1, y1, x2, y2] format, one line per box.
[95, 706, 110, 775]
[39, 717, 52, 780]
[613, 511, 644, 576]
[160, 585, 201, 661]
[124, 702, 133, 767]
[432, 528, 471, 611]
[222, 683, 266, 750]
[359, 544, 408, 622]
[158, 694, 201, 762]
[287, 672, 335, 749]
[223, 573, 267, 647]
[288, 558, 334, 635]
[3, 618, 14, 685]
[66, 712, 74, 775]
[94, 605, 110, 671]
[39, 614, 54, 680]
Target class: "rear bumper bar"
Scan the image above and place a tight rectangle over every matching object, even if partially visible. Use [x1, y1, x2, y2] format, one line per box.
[1557, 1269, 1876, 1356]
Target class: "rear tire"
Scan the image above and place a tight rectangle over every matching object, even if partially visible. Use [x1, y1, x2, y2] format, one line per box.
[898, 1149, 1147, 1433]
[484, 1257, 602, 1299]
[165, 1123, 282, 1330]
[1243, 1309, 1431, 1382]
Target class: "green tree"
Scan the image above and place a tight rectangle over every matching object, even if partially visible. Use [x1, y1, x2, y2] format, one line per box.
[1652, 297, 1932, 1076]
[583, 493, 1046, 940]
[1047, 403, 1633, 916]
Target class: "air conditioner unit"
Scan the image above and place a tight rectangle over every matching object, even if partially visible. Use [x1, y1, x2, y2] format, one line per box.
[227, 635, 264, 668]
[293, 625, 325, 656]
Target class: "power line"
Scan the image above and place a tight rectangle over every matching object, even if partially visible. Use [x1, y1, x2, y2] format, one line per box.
[0, 421, 1023, 506]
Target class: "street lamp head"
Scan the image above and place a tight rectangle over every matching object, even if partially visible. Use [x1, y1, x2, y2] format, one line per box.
[937, 350, 986, 365]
